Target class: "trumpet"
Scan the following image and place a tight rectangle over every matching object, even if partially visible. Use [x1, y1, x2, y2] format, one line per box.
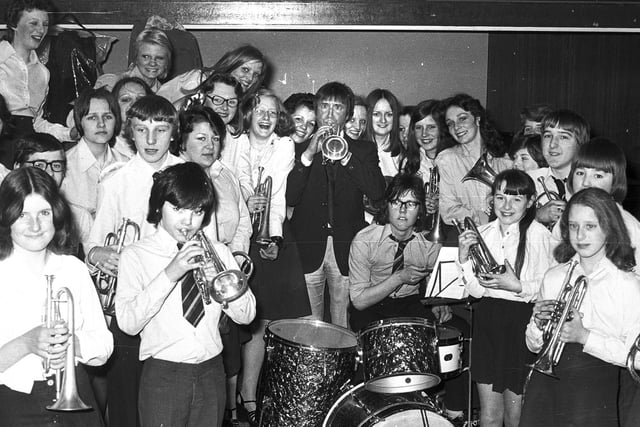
[535, 176, 562, 206]
[321, 127, 349, 164]
[43, 275, 92, 411]
[462, 152, 498, 188]
[454, 217, 505, 275]
[626, 332, 640, 383]
[529, 260, 588, 378]
[252, 167, 273, 247]
[425, 166, 444, 244]
[94, 218, 140, 316]
[186, 230, 253, 308]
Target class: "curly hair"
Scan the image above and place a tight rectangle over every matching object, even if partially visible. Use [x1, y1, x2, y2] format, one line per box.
[242, 89, 294, 138]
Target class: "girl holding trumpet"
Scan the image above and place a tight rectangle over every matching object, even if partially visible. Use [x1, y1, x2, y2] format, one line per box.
[521, 188, 640, 426]
[0, 167, 112, 425]
[457, 169, 554, 427]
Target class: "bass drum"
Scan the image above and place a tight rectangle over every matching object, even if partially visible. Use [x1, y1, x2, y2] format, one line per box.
[323, 382, 453, 427]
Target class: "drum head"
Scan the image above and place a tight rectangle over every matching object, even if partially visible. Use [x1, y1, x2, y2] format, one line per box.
[365, 373, 441, 394]
[371, 409, 453, 426]
[437, 325, 461, 342]
[266, 319, 358, 351]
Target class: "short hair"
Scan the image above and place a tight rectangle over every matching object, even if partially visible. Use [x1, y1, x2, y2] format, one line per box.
[133, 28, 172, 80]
[13, 133, 64, 165]
[205, 45, 267, 98]
[284, 92, 315, 116]
[195, 73, 244, 135]
[541, 109, 590, 145]
[441, 93, 507, 158]
[375, 173, 426, 232]
[519, 104, 553, 124]
[242, 89, 294, 138]
[554, 188, 635, 272]
[5, 0, 53, 43]
[147, 162, 216, 227]
[508, 133, 547, 168]
[123, 95, 179, 152]
[111, 76, 153, 100]
[315, 82, 355, 122]
[73, 87, 121, 144]
[174, 106, 226, 156]
[567, 138, 627, 203]
[365, 89, 402, 157]
[0, 167, 73, 259]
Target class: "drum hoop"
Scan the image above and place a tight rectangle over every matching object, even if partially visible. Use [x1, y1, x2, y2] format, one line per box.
[359, 316, 437, 336]
[437, 325, 463, 345]
[266, 318, 358, 352]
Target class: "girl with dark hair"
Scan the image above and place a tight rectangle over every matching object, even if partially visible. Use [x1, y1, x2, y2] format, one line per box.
[398, 104, 414, 148]
[435, 93, 512, 226]
[116, 162, 256, 427]
[457, 169, 554, 427]
[0, 167, 112, 426]
[111, 76, 153, 158]
[509, 133, 547, 172]
[365, 89, 405, 177]
[344, 96, 367, 141]
[284, 92, 316, 150]
[61, 88, 129, 249]
[522, 188, 640, 426]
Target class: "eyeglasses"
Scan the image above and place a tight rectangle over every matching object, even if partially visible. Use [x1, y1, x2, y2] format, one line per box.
[389, 199, 420, 210]
[23, 160, 66, 172]
[254, 108, 278, 119]
[206, 94, 239, 108]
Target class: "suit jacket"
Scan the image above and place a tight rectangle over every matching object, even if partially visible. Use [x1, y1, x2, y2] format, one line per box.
[287, 136, 386, 276]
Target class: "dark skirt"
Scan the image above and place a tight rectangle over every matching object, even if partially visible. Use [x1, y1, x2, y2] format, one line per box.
[472, 297, 535, 394]
[520, 343, 619, 427]
[618, 368, 640, 427]
[220, 319, 251, 378]
[248, 219, 311, 320]
[0, 364, 104, 427]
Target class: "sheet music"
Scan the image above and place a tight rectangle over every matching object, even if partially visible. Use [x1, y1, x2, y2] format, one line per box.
[425, 246, 466, 299]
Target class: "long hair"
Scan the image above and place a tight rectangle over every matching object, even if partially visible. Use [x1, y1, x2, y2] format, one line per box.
[440, 93, 507, 158]
[173, 105, 226, 156]
[242, 89, 294, 138]
[491, 169, 537, 278]
[73, 87, 121, 146]
[365, 89, 403, 157]
[375, 173, 427, 232]
[204, 45, 267, 99]
[554, 188, 635, 272]
[567, 138, 627, 203]
[404, 99, 446, 176]
[147, 162, 216, 228]
[0, 167, 73, 259]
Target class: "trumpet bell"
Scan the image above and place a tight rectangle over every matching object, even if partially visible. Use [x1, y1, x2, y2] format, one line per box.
[212, 270, 250, 305]
[322, 135, 349, 162]
[462, 153, 498, 188]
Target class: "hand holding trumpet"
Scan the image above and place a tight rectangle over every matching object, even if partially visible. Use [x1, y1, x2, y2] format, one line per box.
[302, 125, 334, 163]
[89, 246, 120, 277]
[164, 240, 205, 283]
[24, 323, 70, 371]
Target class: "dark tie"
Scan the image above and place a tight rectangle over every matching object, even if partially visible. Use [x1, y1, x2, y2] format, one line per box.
[177, 243, 204, 327]
[552, 176, 566, 201]
[390, 234, 415, 273]
[326, 163, 336, 229]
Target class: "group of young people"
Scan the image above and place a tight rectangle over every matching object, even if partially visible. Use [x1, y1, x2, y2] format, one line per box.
[0, 0, 639, 426]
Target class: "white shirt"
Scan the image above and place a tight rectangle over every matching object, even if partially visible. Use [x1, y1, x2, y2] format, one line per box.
[525, 256, 640, 367]
[458, 219, 555, 302]
[435, 145, 512, 225]
[87, 153, 184, 253]
[377, 147, 400, 178]
[0, 253, 113, 393]
[417, 150, 437, 185]
[116, 227, 256, 363]
[157, 69, 206, 104]
[241, 133, 295, 238]
[220, 131, 252, 199]
[203, 160, 252, 253]
[528, 167, 569, 205]
[113, 135, 135, 160]
[61, 138, 129, 248]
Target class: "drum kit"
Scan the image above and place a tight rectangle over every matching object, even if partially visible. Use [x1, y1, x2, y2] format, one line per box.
[257, 317, 466, 427]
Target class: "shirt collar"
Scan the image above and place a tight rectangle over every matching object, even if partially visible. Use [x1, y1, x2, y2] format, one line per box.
[75, 138, 116, 173]
[381, 223, 417, 243]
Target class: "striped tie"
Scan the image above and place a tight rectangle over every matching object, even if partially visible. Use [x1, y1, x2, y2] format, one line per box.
[181, 271, 205, 327]
[390, 234, 415, 273]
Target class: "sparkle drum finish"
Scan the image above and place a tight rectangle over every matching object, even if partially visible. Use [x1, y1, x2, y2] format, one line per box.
[259, 319, 358, 427]
[322, 382, 453, 427]
[359, 317, 440, 393]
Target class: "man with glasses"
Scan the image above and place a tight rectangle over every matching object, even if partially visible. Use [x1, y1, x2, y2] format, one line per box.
[13, 133, 66, 187]
[287, 81, 386, 328]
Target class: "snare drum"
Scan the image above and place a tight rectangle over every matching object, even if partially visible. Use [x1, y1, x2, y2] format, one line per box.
[323, 382, 453, 427]
[359, 317, 440, 393]
[437, 325, 463, 379]
[259, 319, 358, 427]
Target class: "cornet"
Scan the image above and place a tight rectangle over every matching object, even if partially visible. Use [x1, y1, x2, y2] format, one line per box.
[43, 275, 92, 411]
[454, 217, 505, 276]
[529, 260, 588, 378]
[320, 127, 349, 164]
[425, 166, 444, 244]
[535, 176, 562, 206]
[252, 167, 273, 247]
[462, 152, 498, 188]
[95, 218, 140, 316]
[627, 332, 640, 383]
[186, 230, 253, 308]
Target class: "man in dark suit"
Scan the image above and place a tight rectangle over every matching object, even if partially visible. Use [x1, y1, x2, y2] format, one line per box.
[287, 82, 386, 328]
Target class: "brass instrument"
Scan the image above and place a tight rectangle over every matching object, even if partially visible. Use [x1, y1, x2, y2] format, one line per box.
[462, 152, 499, 188]
[425, 166, 444, 244]
[529, 260, 588, 378]
[321, 127, 349, 164]
[43, 275, 92, 411]
[187, 230, 253, 308]
[252, 167, 273, 247]
[535, 176, 562, 206]
[626, 332, 640, 383]
[95, 218, 140, 316]
[454, 217, 505, 275]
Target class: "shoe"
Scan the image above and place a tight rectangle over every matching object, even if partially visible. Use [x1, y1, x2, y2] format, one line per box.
[237, 392, 257, 427]
[222, 408, 241, 427]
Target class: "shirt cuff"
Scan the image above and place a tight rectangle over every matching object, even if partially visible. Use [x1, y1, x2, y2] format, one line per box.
[301, 153, 313, 167]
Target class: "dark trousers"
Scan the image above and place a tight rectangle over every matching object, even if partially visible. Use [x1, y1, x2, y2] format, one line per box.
[619, 368, 640, 427]
[138, 356, 225, 427]
[0, 364, 104, 427]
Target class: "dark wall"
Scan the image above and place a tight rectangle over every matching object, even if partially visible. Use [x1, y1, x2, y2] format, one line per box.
[486, 32, 640, 216]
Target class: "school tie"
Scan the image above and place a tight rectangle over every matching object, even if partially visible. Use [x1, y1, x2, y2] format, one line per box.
[552, 176, 567, 201]
[177, 243, 204, 327]
[390, 234, 415, 273]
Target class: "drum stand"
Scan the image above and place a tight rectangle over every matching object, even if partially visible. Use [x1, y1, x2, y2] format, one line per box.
[464, 297, 474, 427]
